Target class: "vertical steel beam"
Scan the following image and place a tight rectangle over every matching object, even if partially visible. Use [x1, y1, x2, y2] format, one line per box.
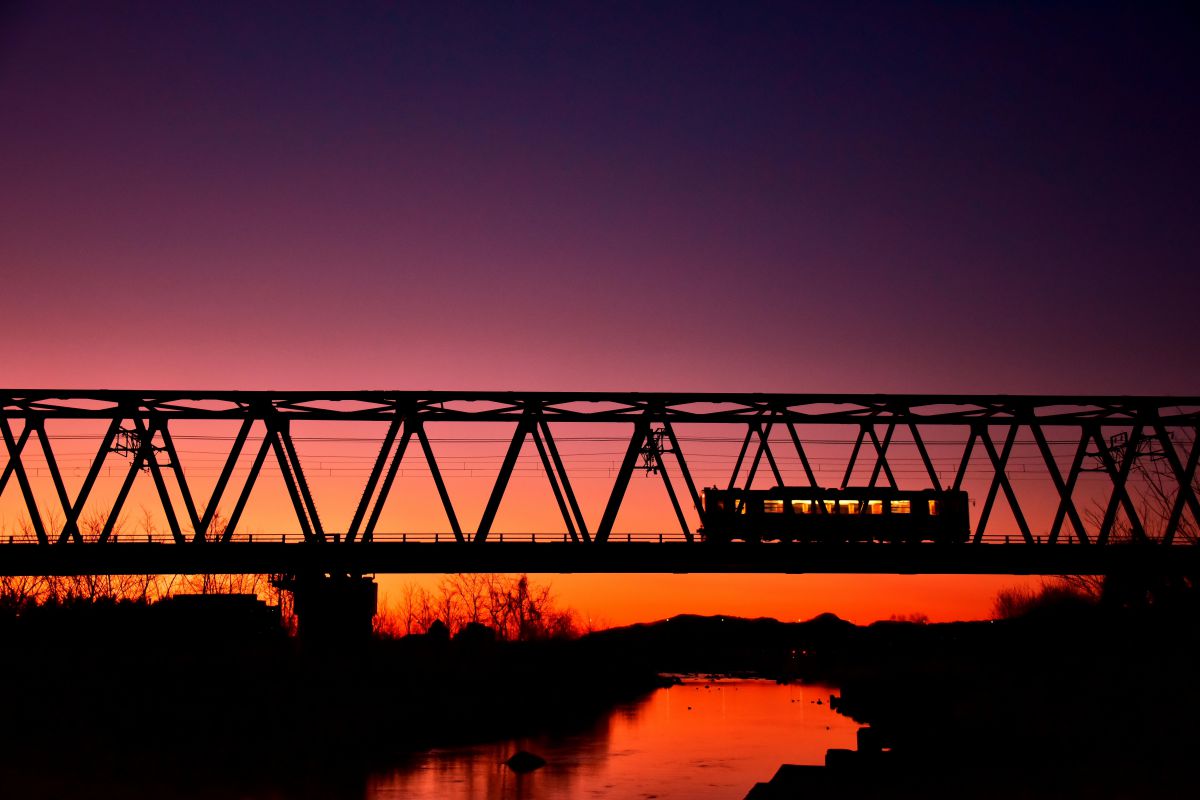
[475, 417, 530, 541]
[596, 421, 650, 542]
[347, 417, 402, 542]
[413, 422, 463, 542]
[0, 417, 46, 544]
[540, 420, 591, 542]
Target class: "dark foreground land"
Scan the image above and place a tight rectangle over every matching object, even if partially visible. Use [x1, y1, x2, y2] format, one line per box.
[3, 597, 1198, 799]
[0, 597, 662, 798]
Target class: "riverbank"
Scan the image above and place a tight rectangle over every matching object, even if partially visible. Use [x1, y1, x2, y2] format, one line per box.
[748, 604, 1200, 798]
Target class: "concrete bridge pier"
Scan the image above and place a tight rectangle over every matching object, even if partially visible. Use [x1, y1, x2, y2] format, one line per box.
[277, 573, 378, 644]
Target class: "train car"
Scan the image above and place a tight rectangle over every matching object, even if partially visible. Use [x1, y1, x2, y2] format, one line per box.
[699, 486, 969, 544]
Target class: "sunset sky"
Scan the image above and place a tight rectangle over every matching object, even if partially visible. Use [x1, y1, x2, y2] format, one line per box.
[2, 2, 1197, 624]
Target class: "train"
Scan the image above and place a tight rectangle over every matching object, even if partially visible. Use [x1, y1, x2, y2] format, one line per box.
[699, 486, 970, 544]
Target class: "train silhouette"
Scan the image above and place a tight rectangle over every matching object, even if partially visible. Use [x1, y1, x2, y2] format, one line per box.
[700, 487, 970, 544]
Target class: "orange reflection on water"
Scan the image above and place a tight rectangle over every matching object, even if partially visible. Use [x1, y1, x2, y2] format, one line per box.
[369, 679, 858, 799]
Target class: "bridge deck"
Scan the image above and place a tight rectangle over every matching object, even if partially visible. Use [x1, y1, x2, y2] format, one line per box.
[2, 542, 1196, 576]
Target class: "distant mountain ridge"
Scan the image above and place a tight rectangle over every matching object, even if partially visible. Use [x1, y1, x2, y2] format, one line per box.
[581, 612, 858, 678]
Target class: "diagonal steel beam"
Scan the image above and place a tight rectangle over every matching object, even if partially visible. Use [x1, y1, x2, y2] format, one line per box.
[158, 423, 202, 535]
[1029, 424, 1088, 544]
[663, 420, 703, 528]
[952, 428, 978, 493]
[1093, 425, 1147, 544]
[531, 424, 578, 541]
[59, 418, 121, 544]
[652, 441, 692, 540]
[978, 425, 1034, 544]
[0, 417, 46, 544]
[0, 422, 32, 497]
[269, 424, 316, 541]
[364, 425, 414, 539]
[197, 418, 252, 542]
[346, 417, 402, 542]
[475, 418, 530, 541]
[973, 425, 1032, 543]
[866, 424, 897, 489]
[758, 423, 785, 488]
[277, 420, 325, 541]
[785, 421, 820, 487]
[727, 425, 755, 491]
[132, 418, 185, 544]
[100, 419, 164, 543]
[540, 419, 590, 542]
[742, 423, 778, 491]
[33, 420, 73, 542]
[596, 420, 650, 542]
[222, 431, 274, 541]
[841, 426, 867, 489]
[1156, 425, 1200, 544]
[908, 423, 942, 491]
[415, 422, 463, 542]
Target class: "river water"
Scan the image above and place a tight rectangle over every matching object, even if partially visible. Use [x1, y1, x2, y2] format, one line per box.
[369, 679, 857, 799]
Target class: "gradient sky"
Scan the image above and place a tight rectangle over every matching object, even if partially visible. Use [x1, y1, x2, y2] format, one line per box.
[2, 2, 1197, 623]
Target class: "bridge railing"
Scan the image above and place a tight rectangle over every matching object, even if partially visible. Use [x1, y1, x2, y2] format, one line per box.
[0, 530, 1096, 545]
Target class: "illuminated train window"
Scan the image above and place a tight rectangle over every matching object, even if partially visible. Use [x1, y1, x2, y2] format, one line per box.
[838, 500, 860, 514]
[824, 500, 837, 514]
[928, 500, 940, 515]
[891, 500, 911, 514]
[764, 499, 784, 514]
[866, 500, 883, 515]
[792, 500, 815, 514]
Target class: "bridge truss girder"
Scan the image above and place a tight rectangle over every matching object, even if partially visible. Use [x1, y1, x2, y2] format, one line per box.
[2, 392, 1200, 563]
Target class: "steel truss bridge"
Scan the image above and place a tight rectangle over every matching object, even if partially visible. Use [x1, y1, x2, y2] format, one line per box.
[2, 390, 1199, 576]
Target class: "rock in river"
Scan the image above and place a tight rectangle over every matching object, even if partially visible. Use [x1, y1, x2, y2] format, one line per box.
[505, 750, 547, 773]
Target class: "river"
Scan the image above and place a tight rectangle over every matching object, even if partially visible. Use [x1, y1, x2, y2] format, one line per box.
[370, 679, 857, 799]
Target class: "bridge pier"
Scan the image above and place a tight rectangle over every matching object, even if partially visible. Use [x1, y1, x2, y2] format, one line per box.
[276, 574, 378, 645]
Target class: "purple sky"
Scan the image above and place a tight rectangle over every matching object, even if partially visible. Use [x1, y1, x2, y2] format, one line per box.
[2, 1, 1197, 392]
